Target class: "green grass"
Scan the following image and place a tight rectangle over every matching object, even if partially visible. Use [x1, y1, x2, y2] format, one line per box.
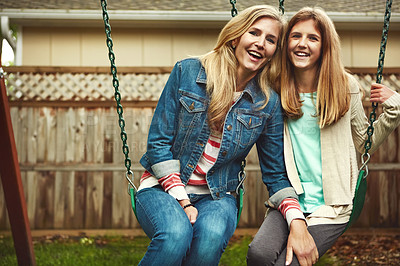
[219, 235, 253, 265]
[0, 234, 339, 265]
[0, 235, 149, 266]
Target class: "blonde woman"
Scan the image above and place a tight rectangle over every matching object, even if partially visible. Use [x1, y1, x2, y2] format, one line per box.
[135, 5, 307, 266]
[247, 7, 400, 266]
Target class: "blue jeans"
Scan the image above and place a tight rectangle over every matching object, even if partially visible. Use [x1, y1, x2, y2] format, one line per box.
[135, 186, 238, 266]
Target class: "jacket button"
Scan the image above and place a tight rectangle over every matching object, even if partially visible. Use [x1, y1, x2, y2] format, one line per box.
[216, 192, 220, 197]
[189, 102, 195, 110]
[222, 151, 227, 156]
[227, 125, 232, 131]
[188, 164, 194, 168]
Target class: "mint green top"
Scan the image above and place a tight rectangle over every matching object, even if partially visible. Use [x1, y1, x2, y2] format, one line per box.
[287, 92, 325, 213]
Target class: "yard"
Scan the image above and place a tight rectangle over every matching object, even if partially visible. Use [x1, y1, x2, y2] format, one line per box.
[1, 229, 399, 265]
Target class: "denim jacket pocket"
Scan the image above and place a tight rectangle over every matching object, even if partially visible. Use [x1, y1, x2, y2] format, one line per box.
[172, 91, 208, 157]
[234, 109, 264, 147]
[178, 91, 207, 128]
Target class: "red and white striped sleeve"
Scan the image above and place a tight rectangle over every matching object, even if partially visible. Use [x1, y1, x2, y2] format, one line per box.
[158, 172, 188, 200]
[140, 170, 188, 200]
[278, 198, 305, 228]
[158, 172, 184, 191]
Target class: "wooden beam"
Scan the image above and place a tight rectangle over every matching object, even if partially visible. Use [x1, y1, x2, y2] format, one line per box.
[3, 66, 400, 75]
[3, 66, 174, 74]
[346, 67, 400, 74]
[18, 163, 400, 172]
[8, 100, 157, 108]
[0, 67, 36, 265]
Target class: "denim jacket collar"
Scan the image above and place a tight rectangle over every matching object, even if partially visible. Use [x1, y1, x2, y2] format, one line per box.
[196, 65, 263, 104]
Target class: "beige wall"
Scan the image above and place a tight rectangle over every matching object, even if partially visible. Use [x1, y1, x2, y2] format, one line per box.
[22, 27, 220, 67]
[339, 29, 400, 67]
[22, 26, 400, 67]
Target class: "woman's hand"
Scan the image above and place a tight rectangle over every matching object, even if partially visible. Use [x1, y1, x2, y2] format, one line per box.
[370, 83, 395, 104]
[286, 219, 318, 266]
[179, 199, 198, 224]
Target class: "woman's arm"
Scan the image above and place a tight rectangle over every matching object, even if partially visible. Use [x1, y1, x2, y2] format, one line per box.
[350, 79, 400, 154]
[143, 61, 198, 221]
[145, 62, 182, 170]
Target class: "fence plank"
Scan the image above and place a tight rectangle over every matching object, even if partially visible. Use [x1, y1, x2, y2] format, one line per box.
[54, 109, 66, 228]
[73, 171, 86, 229]
[17, 107, 29, 228]
[34, 171, 55, 229]
[63, 109, 77, 228]
[85, 109, 104, 228]
[26, 108, 38, 229]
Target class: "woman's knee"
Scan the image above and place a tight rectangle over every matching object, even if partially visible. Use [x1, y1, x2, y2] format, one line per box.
[247, 240, 277, 266]
[186, 222, 234, 264]
[152, 223, 193, 254]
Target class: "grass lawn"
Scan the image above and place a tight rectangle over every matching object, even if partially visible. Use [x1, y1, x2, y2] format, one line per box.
[0, 234, 340, 265]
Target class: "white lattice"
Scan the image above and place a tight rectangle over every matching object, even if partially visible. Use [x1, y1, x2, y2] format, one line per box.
[6, 72, 169, 101]
[4, 71, 400, 101]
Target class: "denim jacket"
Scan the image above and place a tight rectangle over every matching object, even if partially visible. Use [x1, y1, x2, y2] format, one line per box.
[140, 58, 297, 206]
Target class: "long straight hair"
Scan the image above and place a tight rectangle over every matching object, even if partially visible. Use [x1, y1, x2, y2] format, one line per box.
[200, 5, 285, 131]
[280, 7, 350, 127]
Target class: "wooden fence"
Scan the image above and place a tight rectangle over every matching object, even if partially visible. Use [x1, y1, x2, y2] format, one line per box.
[0, 67, 399, 230]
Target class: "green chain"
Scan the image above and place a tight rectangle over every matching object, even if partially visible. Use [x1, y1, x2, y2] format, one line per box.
[362, 0, 392, 161]
[230, 0, 238, 17]
[100, 0, 133, 178]
[230, 1, 284, 17]
[279, 0, 285, 14]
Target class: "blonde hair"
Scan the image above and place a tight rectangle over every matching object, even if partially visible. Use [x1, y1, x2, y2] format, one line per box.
[200, 5, 285, 131]
[280, 7, 350, 128]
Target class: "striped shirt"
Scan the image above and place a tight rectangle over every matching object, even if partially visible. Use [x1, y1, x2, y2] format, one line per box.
[138, 131, 222, 200]
[186, 133, 221, 186]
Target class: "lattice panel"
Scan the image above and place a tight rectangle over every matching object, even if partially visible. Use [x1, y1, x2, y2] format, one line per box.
[4, 71, 400, 102]
[5, 72, 169, 101]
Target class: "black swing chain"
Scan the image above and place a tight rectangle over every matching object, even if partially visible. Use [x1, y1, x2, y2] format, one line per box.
[230, 0, 238, 17]
[362, 0, 392, 162]
[230, 1, 284, 17]
[100, 0, 133, 179]
[279, 0, 285, 14]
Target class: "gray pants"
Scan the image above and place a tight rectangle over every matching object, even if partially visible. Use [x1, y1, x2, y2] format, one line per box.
[247, 209, 347, 266]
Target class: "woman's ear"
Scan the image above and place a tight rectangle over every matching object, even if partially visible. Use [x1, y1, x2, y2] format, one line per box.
[231, 38, 239, 49]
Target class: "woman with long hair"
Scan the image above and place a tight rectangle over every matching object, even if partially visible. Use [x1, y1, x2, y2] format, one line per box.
[135, 5, 306, 265]
[247, 7, 400, 266]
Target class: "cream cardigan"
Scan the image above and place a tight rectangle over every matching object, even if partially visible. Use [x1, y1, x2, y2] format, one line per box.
[284, 75, 400, 226]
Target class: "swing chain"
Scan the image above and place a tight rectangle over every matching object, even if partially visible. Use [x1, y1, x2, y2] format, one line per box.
[230, 1, 285, 17]
[360, 0, 392, 174]
[229, 0, 238, 17]
[279, 0, 285, 14]
[376, 0, 392, 85]
[236, 160, 246, 195]
[100, 0, 133, 177]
